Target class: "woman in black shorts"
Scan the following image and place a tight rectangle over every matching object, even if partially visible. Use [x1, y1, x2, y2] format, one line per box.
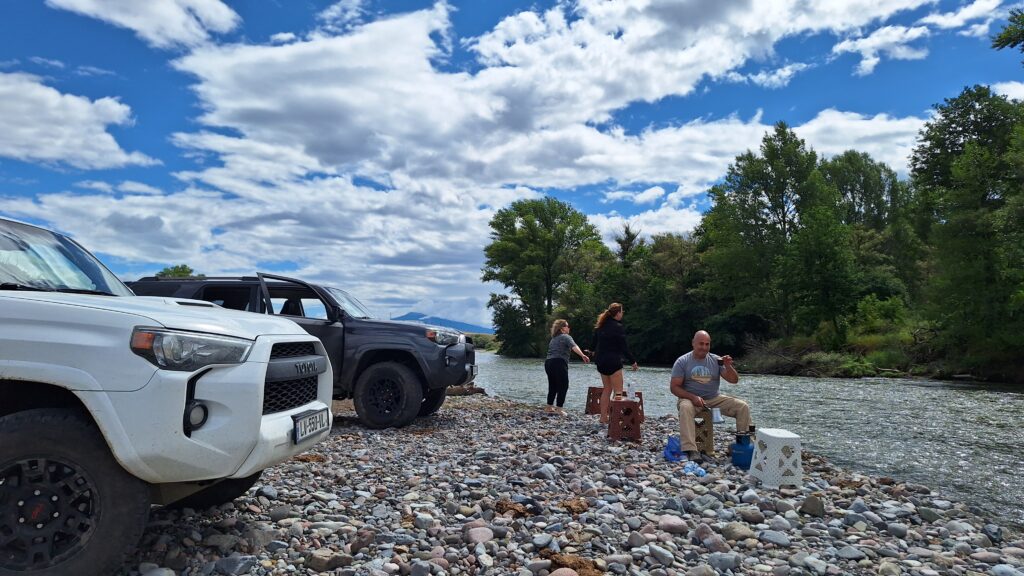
[544, 319, 589, 414]
[588, 302, 638, 423]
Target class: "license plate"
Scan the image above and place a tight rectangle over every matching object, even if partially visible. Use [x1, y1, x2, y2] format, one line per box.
[292, 408, 330, 444]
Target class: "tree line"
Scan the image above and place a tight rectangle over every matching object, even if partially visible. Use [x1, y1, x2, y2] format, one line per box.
[481, 81, 1024, 383]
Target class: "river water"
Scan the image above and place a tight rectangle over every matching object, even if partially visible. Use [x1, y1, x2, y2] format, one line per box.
[473, 352, 1024, 530]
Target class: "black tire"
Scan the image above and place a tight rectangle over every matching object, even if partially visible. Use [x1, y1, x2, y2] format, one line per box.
[0, 409, 150, 576]
[418, 388, 447, 417]
[352, 362, 423, 429]
[167, 471, 262, 510]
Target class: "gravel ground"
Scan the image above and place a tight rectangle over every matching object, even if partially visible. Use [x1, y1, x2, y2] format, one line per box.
[118, 394, 1024, 576]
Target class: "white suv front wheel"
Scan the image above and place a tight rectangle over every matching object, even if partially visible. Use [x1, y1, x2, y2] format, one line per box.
[0, 409, 150, 576]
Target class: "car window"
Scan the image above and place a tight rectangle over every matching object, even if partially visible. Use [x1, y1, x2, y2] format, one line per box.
[200, 285, 253, 311]
[271, 297, 329, 320]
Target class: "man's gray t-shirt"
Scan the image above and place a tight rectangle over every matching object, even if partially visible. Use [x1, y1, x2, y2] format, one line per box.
[546, 333, 577, 362]
[671, 351, 722, 399]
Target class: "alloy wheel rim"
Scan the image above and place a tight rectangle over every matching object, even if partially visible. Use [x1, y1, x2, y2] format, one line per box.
[367, 376, 402, 416]
[0, 457, 98, 570]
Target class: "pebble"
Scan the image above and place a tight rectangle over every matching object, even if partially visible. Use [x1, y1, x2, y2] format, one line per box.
[113, 396, 1023, 576]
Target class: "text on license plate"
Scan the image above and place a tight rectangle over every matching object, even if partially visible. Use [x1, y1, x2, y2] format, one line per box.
[293, 408, 330, 444]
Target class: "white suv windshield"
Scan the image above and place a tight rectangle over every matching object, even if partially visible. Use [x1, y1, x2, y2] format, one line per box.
[0, 219, 133, 296]
[326, 287, 374, 319]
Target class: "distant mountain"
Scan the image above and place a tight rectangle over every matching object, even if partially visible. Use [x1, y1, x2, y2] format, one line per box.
[392, 312, 494, 335]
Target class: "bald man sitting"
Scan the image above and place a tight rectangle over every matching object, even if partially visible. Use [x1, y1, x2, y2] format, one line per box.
[669, 330, 752, 463]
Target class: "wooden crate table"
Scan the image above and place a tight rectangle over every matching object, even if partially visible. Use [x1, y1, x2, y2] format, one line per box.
[607, 397, 643, 442]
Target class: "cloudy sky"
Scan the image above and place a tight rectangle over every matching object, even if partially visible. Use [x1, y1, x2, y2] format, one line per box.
[1, 0, 1020, 327]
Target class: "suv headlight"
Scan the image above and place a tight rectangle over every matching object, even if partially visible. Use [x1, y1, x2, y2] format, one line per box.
[131, 327, 253, 371]
[426, 329, 465, 346]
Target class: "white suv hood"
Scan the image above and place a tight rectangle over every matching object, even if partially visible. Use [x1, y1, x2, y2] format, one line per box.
[1, 292, 306, 340]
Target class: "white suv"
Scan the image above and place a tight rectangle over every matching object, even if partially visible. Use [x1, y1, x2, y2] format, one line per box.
[0, 217, 334, 576]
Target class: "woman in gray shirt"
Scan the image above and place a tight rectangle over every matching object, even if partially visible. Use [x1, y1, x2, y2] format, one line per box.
[545, 319, 590, 414]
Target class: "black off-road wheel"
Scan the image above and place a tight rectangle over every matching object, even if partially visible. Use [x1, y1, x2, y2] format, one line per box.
[0, 409, 150, 576]
[168, 471, 263, 511]
[417, 388, 447, 417]
[352, 362, 423, 429]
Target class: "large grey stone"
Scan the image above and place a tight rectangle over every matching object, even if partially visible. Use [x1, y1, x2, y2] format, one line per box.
[722, 522, 755, 541]
[836, 546, 866, 560]
[799, 495, 826, 517]
[658, 515, 688, 534]
[758, 530, 791, 547]
[214, 555, 256, 575]
[648, 543, 675, 566]
[708, 552, 741, 571]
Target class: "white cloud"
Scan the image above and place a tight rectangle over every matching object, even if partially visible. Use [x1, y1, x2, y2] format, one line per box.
[29, 56, 65, 69]
[918, 0, 1001, 36]
[602, 191, 634, 203]
[118, 181, 162, 195]
[269, 32, 297, 44]
[602, 185, 665, 205]
[75, 65, 116, 76]
[75, 180, 114, 192]
[318, 0, 367, 31]
[748, 63, 812, 88]
[45, 0, 240, 49]
[0, 59, 18, 69]
[634, 186, 666, 204]
[795, 108, 926, 175]
[723, 62, 812, 89]
[0, 72, 157, 169]
[832, 25, 931, 75]
[73, 180, 162, 195]
[992, 81, 1024, 100]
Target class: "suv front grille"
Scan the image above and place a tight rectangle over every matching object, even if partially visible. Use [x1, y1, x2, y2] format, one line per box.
[270, 342, 316, 359]
[263, 376, 319, 415]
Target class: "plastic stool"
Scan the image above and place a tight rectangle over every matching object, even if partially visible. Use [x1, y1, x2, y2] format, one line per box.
[607, 398, 642, 442]
[585, 386, 602, 415]
[749, 428, 803, 489]
[694, 408, 715, 454]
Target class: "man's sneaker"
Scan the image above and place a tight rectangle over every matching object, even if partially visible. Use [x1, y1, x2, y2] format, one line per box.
[686, 450, 703, 463]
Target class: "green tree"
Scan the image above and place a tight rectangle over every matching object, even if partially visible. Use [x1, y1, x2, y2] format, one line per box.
[915, 88, 1024, 374]
[486, 294, 536, 357]
[155, 264, 201, 278]
[700, 122, 818, 337]
[910, 85, 1024, 242]
[820, 150, 900, 230]
[821, 150, 923, 300]
[482, 197, 602, 355]
[785, 172, 859, 347]
[614, 223, 645, 266]
[993, 8, 1024, 59]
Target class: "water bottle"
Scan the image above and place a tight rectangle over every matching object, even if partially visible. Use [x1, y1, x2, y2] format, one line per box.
[625, 380, 634, 399]
[683, 461, 707, 477]
[731, 432, 754, 470]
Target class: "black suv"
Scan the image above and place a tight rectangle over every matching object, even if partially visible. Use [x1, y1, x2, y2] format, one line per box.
[129, 274, 477, 428]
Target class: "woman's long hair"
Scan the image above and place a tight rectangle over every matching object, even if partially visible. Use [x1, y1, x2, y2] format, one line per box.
[550, 319, 568, 338]
[594, 302, 622, 329]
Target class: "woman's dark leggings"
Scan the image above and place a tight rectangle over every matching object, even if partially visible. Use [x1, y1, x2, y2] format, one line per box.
[544, 358, 569, 407]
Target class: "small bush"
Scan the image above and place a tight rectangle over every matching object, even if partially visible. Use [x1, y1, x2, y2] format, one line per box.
[852, 295, 907, 334]
[469, 333, 500, 352]
[801, 351, 876, 378]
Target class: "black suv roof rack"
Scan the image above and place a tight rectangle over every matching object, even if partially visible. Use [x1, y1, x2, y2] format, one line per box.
[135, 276, 261, 282]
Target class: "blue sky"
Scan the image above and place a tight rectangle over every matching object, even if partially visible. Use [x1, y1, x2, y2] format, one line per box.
[1, 0, 1021, 326]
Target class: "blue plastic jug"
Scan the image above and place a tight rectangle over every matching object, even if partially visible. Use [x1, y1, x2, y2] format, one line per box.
[731, 432, 754, 470]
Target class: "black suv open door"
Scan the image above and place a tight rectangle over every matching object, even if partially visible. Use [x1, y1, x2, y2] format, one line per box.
[257, 273, 345, 387]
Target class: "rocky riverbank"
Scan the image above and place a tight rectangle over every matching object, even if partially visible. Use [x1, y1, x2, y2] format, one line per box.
[119, 395, 1023, 576]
